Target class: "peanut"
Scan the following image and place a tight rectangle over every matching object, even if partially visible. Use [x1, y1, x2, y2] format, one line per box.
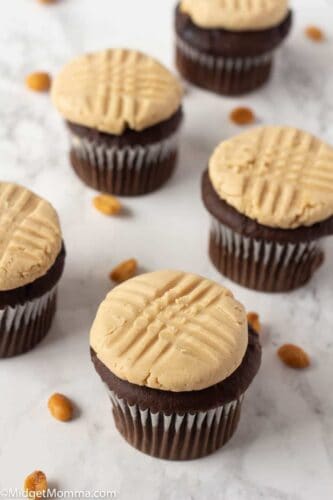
[48, 393, 74, 422]
[305, 26, 325, 42]
[93, 194, 122, 216]
[278, 344, 310, 369]
[24, 471, 48, 498]
[26, 72, 51, 92]
[110, 259, 138, 283]
[230, 106, 255, 126]
[247, 312, 262, 334]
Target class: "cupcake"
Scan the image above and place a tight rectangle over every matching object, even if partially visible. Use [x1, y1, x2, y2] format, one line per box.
[90, 270, 261, 460]
[0, 183, 65, 357]
[202, 126, 333, 292]
[175, 0, 292, 95]
[52, 49, 183, 196]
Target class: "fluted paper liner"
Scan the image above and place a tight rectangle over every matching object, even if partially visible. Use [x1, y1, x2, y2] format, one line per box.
[69, 131, 179, 196]
[209, 217, 324, 292]
[176, 36, 273, 95]
[0, 287, 57, 358]
[108, 388, 244, 460]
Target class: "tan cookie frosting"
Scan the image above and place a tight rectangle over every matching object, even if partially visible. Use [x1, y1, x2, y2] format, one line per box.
[180, 0, 288, 31]
[209, 126, 333, 229]
[51, 49, 183, 135]
[0, 183, 62, 291]
[90, 270, 248, 392]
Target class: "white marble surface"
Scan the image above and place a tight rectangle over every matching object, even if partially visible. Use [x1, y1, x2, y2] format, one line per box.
[0, 0, 333, 499]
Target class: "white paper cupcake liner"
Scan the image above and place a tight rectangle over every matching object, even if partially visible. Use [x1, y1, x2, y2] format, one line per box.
[0, 286, 57, 357]
[69, 131, 180, 195]
[176, 36, 273, 72]
[209, 217, 324, 292]
[108, 387, 244, 460]
[70, 132, 179, 169]
[176, 36, 274, 94]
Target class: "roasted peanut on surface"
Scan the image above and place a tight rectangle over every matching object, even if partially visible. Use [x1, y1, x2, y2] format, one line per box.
[230, 107, 255, 126]
[278, 344, 310, 369]
[48, 393, 74, 422]
[24, 470, 48, 498]
[110, 259, 138, 283]
[26, 72, 52, 92]
[93, 194, 122, 216]
[247, 312, 262, 334]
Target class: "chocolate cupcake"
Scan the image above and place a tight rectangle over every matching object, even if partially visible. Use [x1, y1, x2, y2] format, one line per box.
[0, 183, 65, 357]
[202, 126, 333, 292]
[52, 49, 183, 196]
[175, 0, 292, 95]
[90, 270, 261, 460]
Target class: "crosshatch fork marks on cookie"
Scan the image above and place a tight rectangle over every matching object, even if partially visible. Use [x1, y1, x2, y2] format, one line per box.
[0, 183, 62, 291]
[209, 126, 333, 228]
[91, 270, 248, 391]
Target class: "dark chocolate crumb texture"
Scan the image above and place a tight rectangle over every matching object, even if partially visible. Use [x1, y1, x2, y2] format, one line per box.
[202, 171, 333, 244]
[175, 3, 292, 95]
[52, 49, 184, 195]
[90, 270, 262, 459]
[91, 326, 261, 415]
[202, 126, 333, 291]
[0, 244, 66, 309]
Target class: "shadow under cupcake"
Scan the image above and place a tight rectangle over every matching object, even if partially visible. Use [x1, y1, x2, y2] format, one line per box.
[202, 126, 333, 292]
[52, 49, 183, 196]
[90, 270, 261, 460]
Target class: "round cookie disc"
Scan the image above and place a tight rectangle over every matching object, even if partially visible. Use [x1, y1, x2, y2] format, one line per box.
[0, 183, 62, 291]
[52, 49, 183, 135]
[209, 126, 333, 229]
[180, 0, 289, 31]
[90, 270, 248, 392]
